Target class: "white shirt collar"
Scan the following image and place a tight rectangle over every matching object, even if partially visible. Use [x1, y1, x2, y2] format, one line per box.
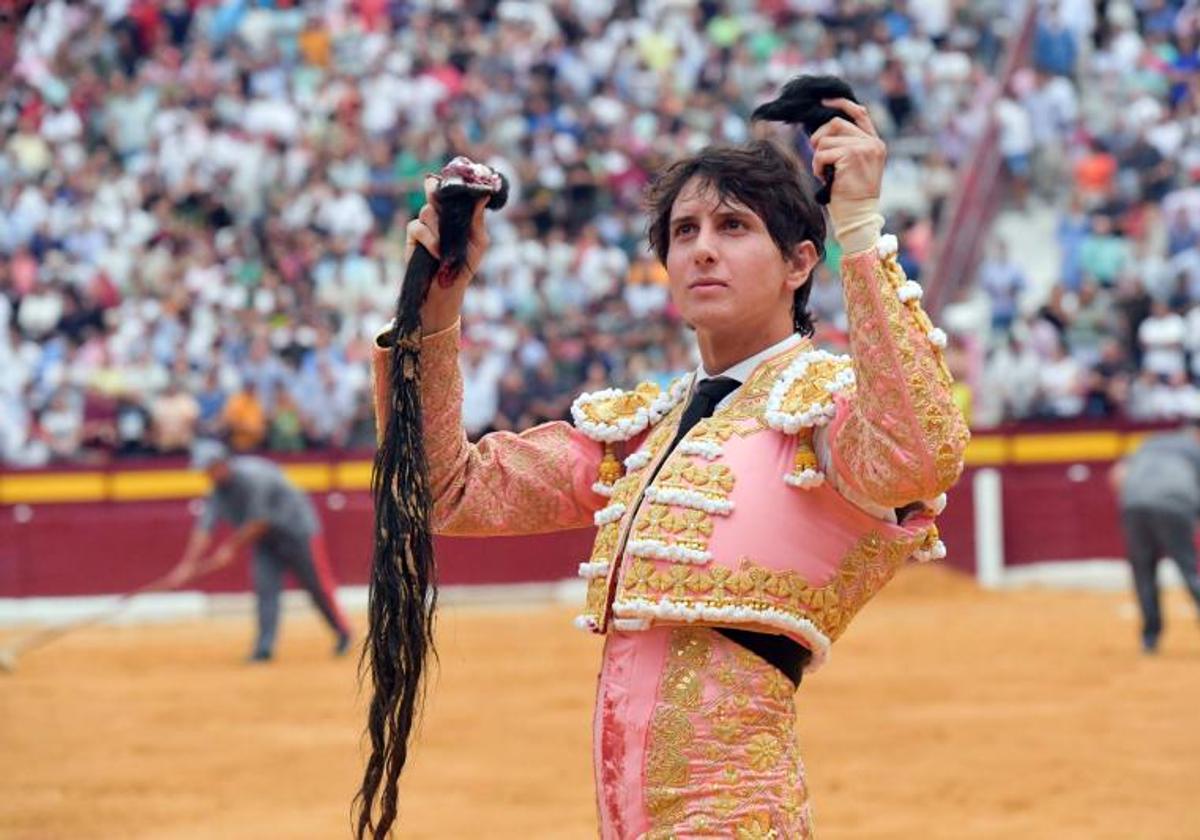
[696, 333, 804, 385]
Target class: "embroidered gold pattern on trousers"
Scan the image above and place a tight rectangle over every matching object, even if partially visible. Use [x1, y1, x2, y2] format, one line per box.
[644, 629, 812, 838]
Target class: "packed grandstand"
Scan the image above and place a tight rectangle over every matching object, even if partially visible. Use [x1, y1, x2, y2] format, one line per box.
[1, 0, 1198, 466]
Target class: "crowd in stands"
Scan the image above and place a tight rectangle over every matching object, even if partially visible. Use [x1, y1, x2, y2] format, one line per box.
[969, 0, 1200, 427]
[0, 0, 1019, 466]
[5, 0, 1192, 467]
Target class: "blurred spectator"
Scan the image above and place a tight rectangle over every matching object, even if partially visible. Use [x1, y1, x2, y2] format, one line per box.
[114, 394, 152, 457]
[996, 92, 1035, 205]
[1033, 5, 1078, 78]
[1036, 338, 1085, 419]
[195, 369, 227, 437]
[1116, 277, 1154, 369]
[979, 241, 1027, 332]
[1079, 215, 1130, 287]
[267, 388, 305, 453]
[222, 381, 267, 453]
[1138, 299, 1187, 380]
[980, 332, 1042, 425]
[1056, 194, 1090, 292]
[1065, 280, 1118, 366]
[38, 388, 83, 461]
[1083, 339, 1132, 419]
[150, 379, 200, 454]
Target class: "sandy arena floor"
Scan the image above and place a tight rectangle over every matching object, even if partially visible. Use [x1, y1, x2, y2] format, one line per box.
[2, 565, 1199, 839]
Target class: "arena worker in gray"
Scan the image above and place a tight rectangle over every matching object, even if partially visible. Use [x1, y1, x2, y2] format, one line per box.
[1112, 419, 1200, 654]
[168, 440, 353, 662]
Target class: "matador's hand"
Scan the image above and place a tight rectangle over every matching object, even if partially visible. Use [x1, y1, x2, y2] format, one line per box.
[404, 175, 491, 289]
[809, 98, 886, 204]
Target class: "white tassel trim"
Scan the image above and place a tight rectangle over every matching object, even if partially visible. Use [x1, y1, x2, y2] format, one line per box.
[593, 502, 627, 527]
[876, 233, 899, 259]
[624, 449, 652, 471]
[897, 281, 923, 303]
[643, 486, 734, 515]
[626, 539, 712, 565]
[612, 618, 652, 631]
[784, 469, 825, 489]
[573, 614, 599, 631]
[764, 350, 855, 434]
[591, 482, 614, 497]
[913, 540, 947, 563]
[611, 597, 830, 672]
[649, 374, 693, 422]
[928, 493, 948, 515]
[928, 327, 948, 349]
[578, 561, 610, 579]
[571, 389, 653, 443]
[571, 375, 692, 443]
[677, 439, 724, 460]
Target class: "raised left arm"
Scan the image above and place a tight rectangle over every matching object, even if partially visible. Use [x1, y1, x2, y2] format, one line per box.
[809, 97, 969, 509]
[827, 242, 969, 507]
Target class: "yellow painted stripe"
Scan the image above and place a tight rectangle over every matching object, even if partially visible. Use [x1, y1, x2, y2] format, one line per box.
[280, 463, 333, 492]
[0, 472, 107, 504]
[0, 430, 1166, 504]
[1011, 432, 1123, 463]
[110, 470, 210, 501]
[335, 461, 373, 490]
[964, 436, 1006, 466]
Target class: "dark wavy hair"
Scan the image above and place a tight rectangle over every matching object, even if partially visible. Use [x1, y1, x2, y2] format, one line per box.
[644, 138, 826, 337]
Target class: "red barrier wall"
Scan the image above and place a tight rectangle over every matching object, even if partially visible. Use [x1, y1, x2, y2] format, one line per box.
[0, 492, 596, 597]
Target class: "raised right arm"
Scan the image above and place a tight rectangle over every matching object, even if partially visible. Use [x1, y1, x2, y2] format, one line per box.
[372, 322, 608, 536]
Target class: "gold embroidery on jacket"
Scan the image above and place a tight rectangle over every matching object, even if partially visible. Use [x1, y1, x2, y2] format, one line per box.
[590, 522, 621, 563]
[581, 403, 687, 629]
[776, 354, 854, 418]
[688, 416, 742, 443]
[576, 381, 662, 427]
[633, 505, 714, 551]
[654, 462, 736, 497]
[836, 253, 969, 505]
[633, 421, 677, 468]
[410, 326, 595, 535]
[584, 575, 608, 616]
[619, 530, 922, 641]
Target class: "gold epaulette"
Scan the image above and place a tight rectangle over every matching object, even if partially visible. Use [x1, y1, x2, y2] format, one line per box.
[763, 350, 855, 489]
[571, 375, 693, 495]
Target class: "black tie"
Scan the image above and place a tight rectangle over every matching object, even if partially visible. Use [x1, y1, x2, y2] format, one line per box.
[666, 376, 741, 455]
[654, 373, 810, 687]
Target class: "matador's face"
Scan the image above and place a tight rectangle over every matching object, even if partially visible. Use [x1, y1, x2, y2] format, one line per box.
[665, 177, 814, 341]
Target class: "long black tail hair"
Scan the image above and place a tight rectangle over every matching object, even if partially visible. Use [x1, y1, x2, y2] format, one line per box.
[356, 158, 508, 839]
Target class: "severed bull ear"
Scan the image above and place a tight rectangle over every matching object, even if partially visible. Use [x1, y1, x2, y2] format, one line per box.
[752, 75, 860, 205]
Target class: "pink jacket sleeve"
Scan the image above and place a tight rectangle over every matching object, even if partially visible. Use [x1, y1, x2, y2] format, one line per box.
[824, 243, 970, 508]
[372, 322, 609, 536]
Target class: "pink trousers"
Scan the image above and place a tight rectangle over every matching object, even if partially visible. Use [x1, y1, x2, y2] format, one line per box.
[593, 627, 813, 839]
